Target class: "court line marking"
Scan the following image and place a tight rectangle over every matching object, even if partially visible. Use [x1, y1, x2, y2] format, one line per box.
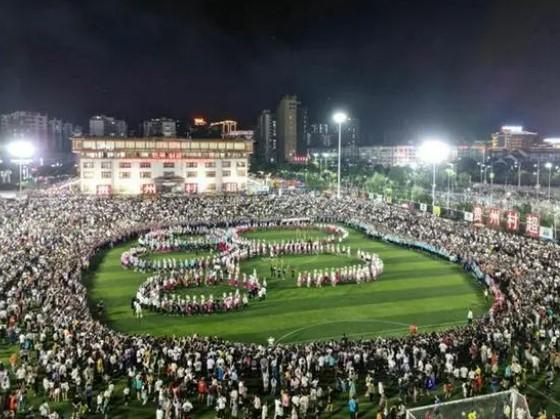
[275, 319, 466, 344]
[275, 318, 410, 343]
[527, 384, 560, 408]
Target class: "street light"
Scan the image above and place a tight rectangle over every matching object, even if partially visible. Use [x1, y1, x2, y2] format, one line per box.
[332, 111, 348, 198]
[545, 161, 553, 200]
[418, 139, 450, 206]
[6, 140, 35, 193]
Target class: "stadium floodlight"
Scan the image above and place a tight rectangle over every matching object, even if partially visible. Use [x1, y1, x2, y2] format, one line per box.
[419, 139, 450, 206]
[546, 162, 553, 200]
[7, 139, 35, 193]
[501, 125, 523, 133]
[332, 112, 348, 199]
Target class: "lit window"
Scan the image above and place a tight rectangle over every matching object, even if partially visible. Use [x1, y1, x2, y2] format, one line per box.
[186, 162, 197, 168]
[206, 171, 216, 177]
[83, 171, 94, 179]
[236, 161, 246, 167]
[186, 171, 197, 178]
[205, 162, 216, 168]
[222, 170, 231, 177]
[163, 162, 175, 168]
[119, 172, 131, 179]
[163, 171, 175, 177]
[221, 161, 231, 168]
[101, 171, 112, 179]
[140, 172, 151, 178]
[140, 162, 151, 168]
[119, 162, 132, 168]
[82, 161, 94, 169]
[101, 161, 112, 169]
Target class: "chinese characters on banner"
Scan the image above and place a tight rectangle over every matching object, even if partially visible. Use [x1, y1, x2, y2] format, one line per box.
[505, 210, 519, 231]
[420, 203, 428, 212]
[473, 206, 483, 224]
[488, 208, 501, 228]
[141, 184, 156, 194]
[96, 185, 112, 195]
[526, 213, 540, 238]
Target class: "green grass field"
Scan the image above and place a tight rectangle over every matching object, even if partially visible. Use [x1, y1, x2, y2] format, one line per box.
[86, 226, 489, 344]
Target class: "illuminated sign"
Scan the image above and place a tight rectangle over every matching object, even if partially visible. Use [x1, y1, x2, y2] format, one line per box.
[506, 210, 519, 231]
[96, 184, 112, 195]
[473, 206, 483, 223]
[488, 208, 501, 228]
[141, 184, 156, 194]
[193, 117, 207, 126]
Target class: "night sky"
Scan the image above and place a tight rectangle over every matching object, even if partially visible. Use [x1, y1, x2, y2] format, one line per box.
[2, 0, 560, 143]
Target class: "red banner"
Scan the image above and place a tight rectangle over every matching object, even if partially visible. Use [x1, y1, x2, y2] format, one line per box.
[141, 184, 156, 194]
[473, 206, 483, 224]
[184, 183, 198, 194]
[488, 208, 501, 228]
[526, 213, 540, 238]
[505, 210, 520, 231]
[96, 184, 112, 195]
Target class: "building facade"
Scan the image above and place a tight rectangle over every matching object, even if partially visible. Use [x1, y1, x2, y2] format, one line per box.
[1, 111, 48, 148]
[256, 110, 277, 163]
[276, 95, 299, 162]
[142, 118, 177, 137]
[89, 115, 128, 137]
[491, 126, 540, 151]
[72, 137, 253, 195]
[358, 145, 418, 167]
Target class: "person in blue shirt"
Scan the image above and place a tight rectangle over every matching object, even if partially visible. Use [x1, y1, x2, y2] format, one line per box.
[348, 396, 359, 419]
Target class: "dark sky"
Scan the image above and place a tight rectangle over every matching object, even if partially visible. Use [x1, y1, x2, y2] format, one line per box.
[2, 0, 560, 143]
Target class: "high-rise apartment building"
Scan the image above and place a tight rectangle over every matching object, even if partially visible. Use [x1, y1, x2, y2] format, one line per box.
[491, 125, 540, 151]
[143, 118, 177, 137]
[89, 115, 127, 137]
[256, 110, 277, 163]
[276, 95, 299, 162]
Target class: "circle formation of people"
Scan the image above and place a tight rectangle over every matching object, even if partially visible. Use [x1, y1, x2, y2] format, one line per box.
[0, 193, 553, 418]
[121, 221, 383, 316]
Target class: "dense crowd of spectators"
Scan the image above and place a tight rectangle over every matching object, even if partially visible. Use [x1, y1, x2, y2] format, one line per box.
[0, 194, 557, 418]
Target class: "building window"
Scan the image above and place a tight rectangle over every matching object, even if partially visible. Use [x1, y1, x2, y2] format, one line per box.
[140, 172, 151, 179]
[222, 170, 231, 177]
[221, 161, 231, 168]
[140, 162, 151, 168]
[119, 172, 131, 179]
[186, 162, 197, 168]
[163, 162, 175, 168]
[101, 162, 112, 169]
[237, 170, 247, 177]
[205, 162, 216, 168]
[236, 161, 246, 167]
[119, 162, 132, 169]
[101, 171, 112, 179]
[83, 171, 94, 179]
[163, 171, 175, 177]
[82, 161, 94, 169]
[206, 171, 216, 177]
[206, 183, 216, 191]
[186, 171, 197, 178]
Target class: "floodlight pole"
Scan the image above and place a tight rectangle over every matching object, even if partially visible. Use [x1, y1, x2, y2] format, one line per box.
[18, 162, 22, 193]
[431, 162, 436, 206]
[337, 121, 342, 199]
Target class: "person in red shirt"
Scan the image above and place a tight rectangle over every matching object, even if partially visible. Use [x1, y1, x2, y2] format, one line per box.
[409, 324, 418, 335]
[197, 377, 208, 403]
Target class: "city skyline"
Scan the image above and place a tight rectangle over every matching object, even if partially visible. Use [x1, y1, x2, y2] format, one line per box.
[4, 1, 560, 143]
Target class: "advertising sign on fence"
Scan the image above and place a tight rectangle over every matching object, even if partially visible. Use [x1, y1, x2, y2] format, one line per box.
[463, 211, 473, 222]
[526, 213, 541, 238]
[473, 206, 483, 224]
[505, 210, 520, 232]
[540, 226, 554, 240]
[420, 203, 428, 212]
[488, 208, 501, 228]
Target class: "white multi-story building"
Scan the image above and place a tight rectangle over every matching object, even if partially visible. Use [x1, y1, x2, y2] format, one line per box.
[359, 145, 418, 167]
[72, 137, 253, 195]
